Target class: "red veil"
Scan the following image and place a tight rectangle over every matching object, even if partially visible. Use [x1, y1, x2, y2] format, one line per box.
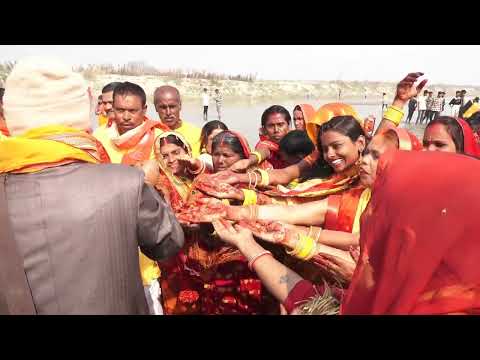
[341, 150, 480, 314]
[457, 118, 480, 157]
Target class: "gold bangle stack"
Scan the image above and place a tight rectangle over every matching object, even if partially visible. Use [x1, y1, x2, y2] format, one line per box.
[383, 105, 404, 126]
[248, 205, 259, 220]
[287, 233, 317, 261]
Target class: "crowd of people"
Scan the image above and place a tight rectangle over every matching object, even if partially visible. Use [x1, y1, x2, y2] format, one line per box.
[1, 57, 480, 315]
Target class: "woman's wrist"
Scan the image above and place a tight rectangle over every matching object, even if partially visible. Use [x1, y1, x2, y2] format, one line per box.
[392, 97, 407, 109]
[237, 235, 264, 256]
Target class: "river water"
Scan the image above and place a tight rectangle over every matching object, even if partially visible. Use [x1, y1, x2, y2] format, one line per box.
[145, 98, 427, 146]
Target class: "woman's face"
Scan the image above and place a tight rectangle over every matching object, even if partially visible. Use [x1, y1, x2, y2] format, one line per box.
[293, 110, 306, 131]
[360, 134, 396, 188]
[206, 128, 224, 154]
[423, 123, 457, 153]
[320, 130, 365, 173]
[212, 144, 243, 172]
[160, 143, 188, 175]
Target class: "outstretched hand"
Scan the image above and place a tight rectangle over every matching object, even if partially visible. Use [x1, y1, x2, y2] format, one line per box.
[395, 72, 428, 104]
[229, 159, 251, 173]
[237, 220, 288, 245]
[212, 219, 255, 248]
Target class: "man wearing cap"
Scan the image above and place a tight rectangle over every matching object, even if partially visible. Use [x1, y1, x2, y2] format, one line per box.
[0, 57, 184, 315]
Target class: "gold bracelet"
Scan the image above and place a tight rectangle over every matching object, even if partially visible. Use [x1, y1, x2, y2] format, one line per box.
[255, 169, 270, 187]
[383, 105, 404, 126]
[287, 234, 315, 260]
[251, 151, 263, 164]
[249, 205, 259, 220]
[242, 189, 257, 206]
[247, 171, 253, 189]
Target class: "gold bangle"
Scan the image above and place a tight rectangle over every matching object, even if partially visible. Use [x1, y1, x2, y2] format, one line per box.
[255, 169, 270, 187]
[242, 189, 257, 206]
[287, 234, 315, 260]
[249, 205, 259, 220]
[251, 151, 263, 164]
[383, 105, 404, 126]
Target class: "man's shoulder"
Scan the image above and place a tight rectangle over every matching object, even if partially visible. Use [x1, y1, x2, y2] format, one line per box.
[180, 120, 201, 133]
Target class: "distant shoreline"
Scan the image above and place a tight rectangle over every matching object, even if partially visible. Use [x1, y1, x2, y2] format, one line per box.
[89, 74, 480, 103]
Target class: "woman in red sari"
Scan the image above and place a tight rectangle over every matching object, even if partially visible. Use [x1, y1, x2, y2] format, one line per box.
[342, 150, 480, 314]
[423, 116, 480, 157]
[155, 130, 279, 315]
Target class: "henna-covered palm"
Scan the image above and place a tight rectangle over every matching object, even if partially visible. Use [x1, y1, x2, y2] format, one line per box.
[395, 72, 428, 103]
[193, 174, 243, 200]
[236, 220, 288, 245]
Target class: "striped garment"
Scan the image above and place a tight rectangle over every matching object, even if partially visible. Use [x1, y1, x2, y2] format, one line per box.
[431, 97, 443, 112]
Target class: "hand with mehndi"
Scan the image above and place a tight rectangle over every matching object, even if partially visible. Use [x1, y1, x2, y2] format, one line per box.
[194, 175, 244, 200]
[236, 220, 288, 245]
[394, 72, 428, 106]
[212, 219, 255, 248]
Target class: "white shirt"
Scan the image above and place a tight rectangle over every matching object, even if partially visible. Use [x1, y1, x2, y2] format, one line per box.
[202, 93, 209, 106]
[417, 95, 427, 111]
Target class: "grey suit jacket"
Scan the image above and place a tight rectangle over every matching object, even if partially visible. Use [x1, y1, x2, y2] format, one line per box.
[4, 163, 184, 315]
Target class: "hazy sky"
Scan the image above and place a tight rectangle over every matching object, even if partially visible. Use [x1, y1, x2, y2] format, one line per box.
[1, 45, 479, 85]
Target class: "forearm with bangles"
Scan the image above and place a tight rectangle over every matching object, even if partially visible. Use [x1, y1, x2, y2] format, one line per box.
[376, 97, 406, 134]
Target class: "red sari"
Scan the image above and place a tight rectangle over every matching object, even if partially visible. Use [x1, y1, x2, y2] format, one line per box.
[457, 118, 480, 157]
[155, 132, 279, 314]
[255, 136, 289, 170]
[341, 150, 480, 314]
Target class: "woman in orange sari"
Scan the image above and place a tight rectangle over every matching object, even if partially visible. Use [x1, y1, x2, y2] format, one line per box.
[293, 104, 316, 132]
[222, 128, 422, 288]
[154, 131, 279, 314]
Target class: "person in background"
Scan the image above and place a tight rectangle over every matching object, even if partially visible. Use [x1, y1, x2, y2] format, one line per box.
[198, 120, 228, 172]
[425, 91, 434, 123]
[202, 88, 209, 122]
[459, 89, 468, 118]
[214, 89, 223, 121]
[154, 85, 202, 157]
[95, 95, 103, 116]
[449, 90, 462, 118]
[416, 90, 428, 124]
[430, 91, 443, 121]
[292, 104, 315, 132]
[406, 95, 417, 123]
[278, 130, 315, 166]
[98, 82, 122, 128]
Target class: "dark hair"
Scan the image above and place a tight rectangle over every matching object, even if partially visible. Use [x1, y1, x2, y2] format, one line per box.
[279, 130, 314, 157]
[200, 120, 228, 152]
[426, 116, 464, 153]
[316, 115, 366, 170]
[261, 105, 292, 127]
[102, 82, 123, 94]
[423, 90, 429, 95]
[158, 134, 189, 153]
[0, 88, 4, 104]
[293, 105, 302, 112]
[211, 131, 247, 159]
[113, 82, 147, 107]
[317, 115, 366, 148]
[466, 112, 480, 134]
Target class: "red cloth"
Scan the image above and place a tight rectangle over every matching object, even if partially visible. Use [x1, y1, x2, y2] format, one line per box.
[341, 150, 480, 314]
[255, 138, 289, 169]
[457, 118, 480, 157]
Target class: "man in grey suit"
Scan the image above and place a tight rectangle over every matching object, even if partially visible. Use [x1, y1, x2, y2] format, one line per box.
[0, 56, 184, 315]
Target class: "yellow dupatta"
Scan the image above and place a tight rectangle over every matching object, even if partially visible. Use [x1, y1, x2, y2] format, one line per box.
[0, 125, 109, 174]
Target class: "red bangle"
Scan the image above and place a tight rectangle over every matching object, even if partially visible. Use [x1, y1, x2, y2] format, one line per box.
[248, 250, 272, 271]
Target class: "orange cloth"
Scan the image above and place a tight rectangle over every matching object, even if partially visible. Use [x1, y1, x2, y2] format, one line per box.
[0, 125, 110, 174]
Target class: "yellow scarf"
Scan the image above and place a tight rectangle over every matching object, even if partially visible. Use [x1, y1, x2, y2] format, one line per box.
[0, 125, 105, 174]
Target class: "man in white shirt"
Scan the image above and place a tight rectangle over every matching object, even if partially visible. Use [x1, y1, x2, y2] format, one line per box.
[202, 88, 209, 122]
[416, 89, 428, 124]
